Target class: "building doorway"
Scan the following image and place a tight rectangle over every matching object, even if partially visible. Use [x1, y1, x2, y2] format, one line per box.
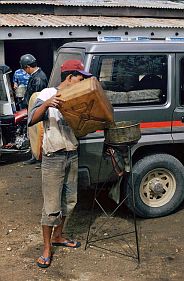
[4, 39, 53, 84]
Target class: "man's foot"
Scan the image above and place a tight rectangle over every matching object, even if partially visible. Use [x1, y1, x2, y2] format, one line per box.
[37, 255, 52, 268]
[35, 162, 41, 169]
[37, 247, 52, 268]
[52, 239, 81, 248]
[23, 157, 39, 165]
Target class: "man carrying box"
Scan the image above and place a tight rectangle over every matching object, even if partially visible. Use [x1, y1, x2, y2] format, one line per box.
[28, 60, 92, 268]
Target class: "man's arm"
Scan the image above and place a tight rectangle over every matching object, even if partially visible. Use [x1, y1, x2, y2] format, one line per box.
[28, 93, 64, 126]
[13, 72, 18, 89]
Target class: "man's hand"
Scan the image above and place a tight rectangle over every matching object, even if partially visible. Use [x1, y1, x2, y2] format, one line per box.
[29, 93, 66, 126]
[13, 83, 18, 90]
[45, 93, 65, 109]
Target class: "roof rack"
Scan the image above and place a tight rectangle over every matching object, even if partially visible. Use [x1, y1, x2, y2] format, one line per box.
[97, 36, 152, 42]
[97, 36, 184, 42]
[165, 37, 184, 41]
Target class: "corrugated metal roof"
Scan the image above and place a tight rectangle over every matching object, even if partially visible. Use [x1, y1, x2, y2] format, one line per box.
[1, 14, 184, 28]
[1, 0, 184, 9]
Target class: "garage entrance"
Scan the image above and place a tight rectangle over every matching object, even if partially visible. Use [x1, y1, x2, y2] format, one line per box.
[4, 39, 54, 83]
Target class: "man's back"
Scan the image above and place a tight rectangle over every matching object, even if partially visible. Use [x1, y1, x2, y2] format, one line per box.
[13, 68, 30, 88]
[25, 68, 48, 105]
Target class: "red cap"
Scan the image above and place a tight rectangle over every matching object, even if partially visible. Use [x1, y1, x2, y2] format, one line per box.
[61, 60, 92, 77]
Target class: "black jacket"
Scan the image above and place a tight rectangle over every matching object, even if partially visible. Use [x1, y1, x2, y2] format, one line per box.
[24, 68, 48, 106]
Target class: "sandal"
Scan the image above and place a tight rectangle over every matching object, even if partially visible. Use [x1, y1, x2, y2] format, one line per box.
[52, 240, 81, 248]
[37, 255, 52, 268]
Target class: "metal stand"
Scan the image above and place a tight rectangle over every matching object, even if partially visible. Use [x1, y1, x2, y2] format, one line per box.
[85, 143, 140, 264]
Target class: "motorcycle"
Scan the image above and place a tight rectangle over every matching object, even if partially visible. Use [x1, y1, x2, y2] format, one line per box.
[0, 65, 30, 157]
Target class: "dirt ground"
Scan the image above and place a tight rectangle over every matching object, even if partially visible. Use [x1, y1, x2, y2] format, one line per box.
[0, 154, 184, 281]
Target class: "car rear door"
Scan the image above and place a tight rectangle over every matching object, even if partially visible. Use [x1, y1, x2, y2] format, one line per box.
[172, 53, 184, 141]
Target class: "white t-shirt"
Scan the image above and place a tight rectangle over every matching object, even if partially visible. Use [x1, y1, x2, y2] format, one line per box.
[28, 87, 78, 154]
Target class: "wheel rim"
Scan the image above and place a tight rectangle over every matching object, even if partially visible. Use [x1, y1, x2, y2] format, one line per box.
[139, 168, 176, 207]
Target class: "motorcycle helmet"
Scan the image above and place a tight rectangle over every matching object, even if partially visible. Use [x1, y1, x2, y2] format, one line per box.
[19, 54, 37, 69]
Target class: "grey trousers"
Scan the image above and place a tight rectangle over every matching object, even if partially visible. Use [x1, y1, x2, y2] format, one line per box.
[41, 150, 78, 226]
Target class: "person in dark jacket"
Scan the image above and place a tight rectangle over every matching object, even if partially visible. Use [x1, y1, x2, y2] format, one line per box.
[19, 54, 48, 106]
[19, 54, 48, 164]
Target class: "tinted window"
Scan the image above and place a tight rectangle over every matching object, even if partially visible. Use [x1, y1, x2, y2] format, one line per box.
[180, 57, 184, 105]
[49, 52, 83, 87]
[97, 55, 167, 106]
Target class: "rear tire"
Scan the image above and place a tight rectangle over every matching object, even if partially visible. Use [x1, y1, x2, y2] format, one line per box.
[125, 153, 184, 218]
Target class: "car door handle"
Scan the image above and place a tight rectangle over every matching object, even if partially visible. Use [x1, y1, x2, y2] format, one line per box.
[181, 116, 184, 123]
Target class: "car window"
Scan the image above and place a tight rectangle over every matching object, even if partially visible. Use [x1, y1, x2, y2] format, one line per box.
[49, 52, 83, 87]
[180, 57, 184, 105]
[97, 54, 168, 106]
